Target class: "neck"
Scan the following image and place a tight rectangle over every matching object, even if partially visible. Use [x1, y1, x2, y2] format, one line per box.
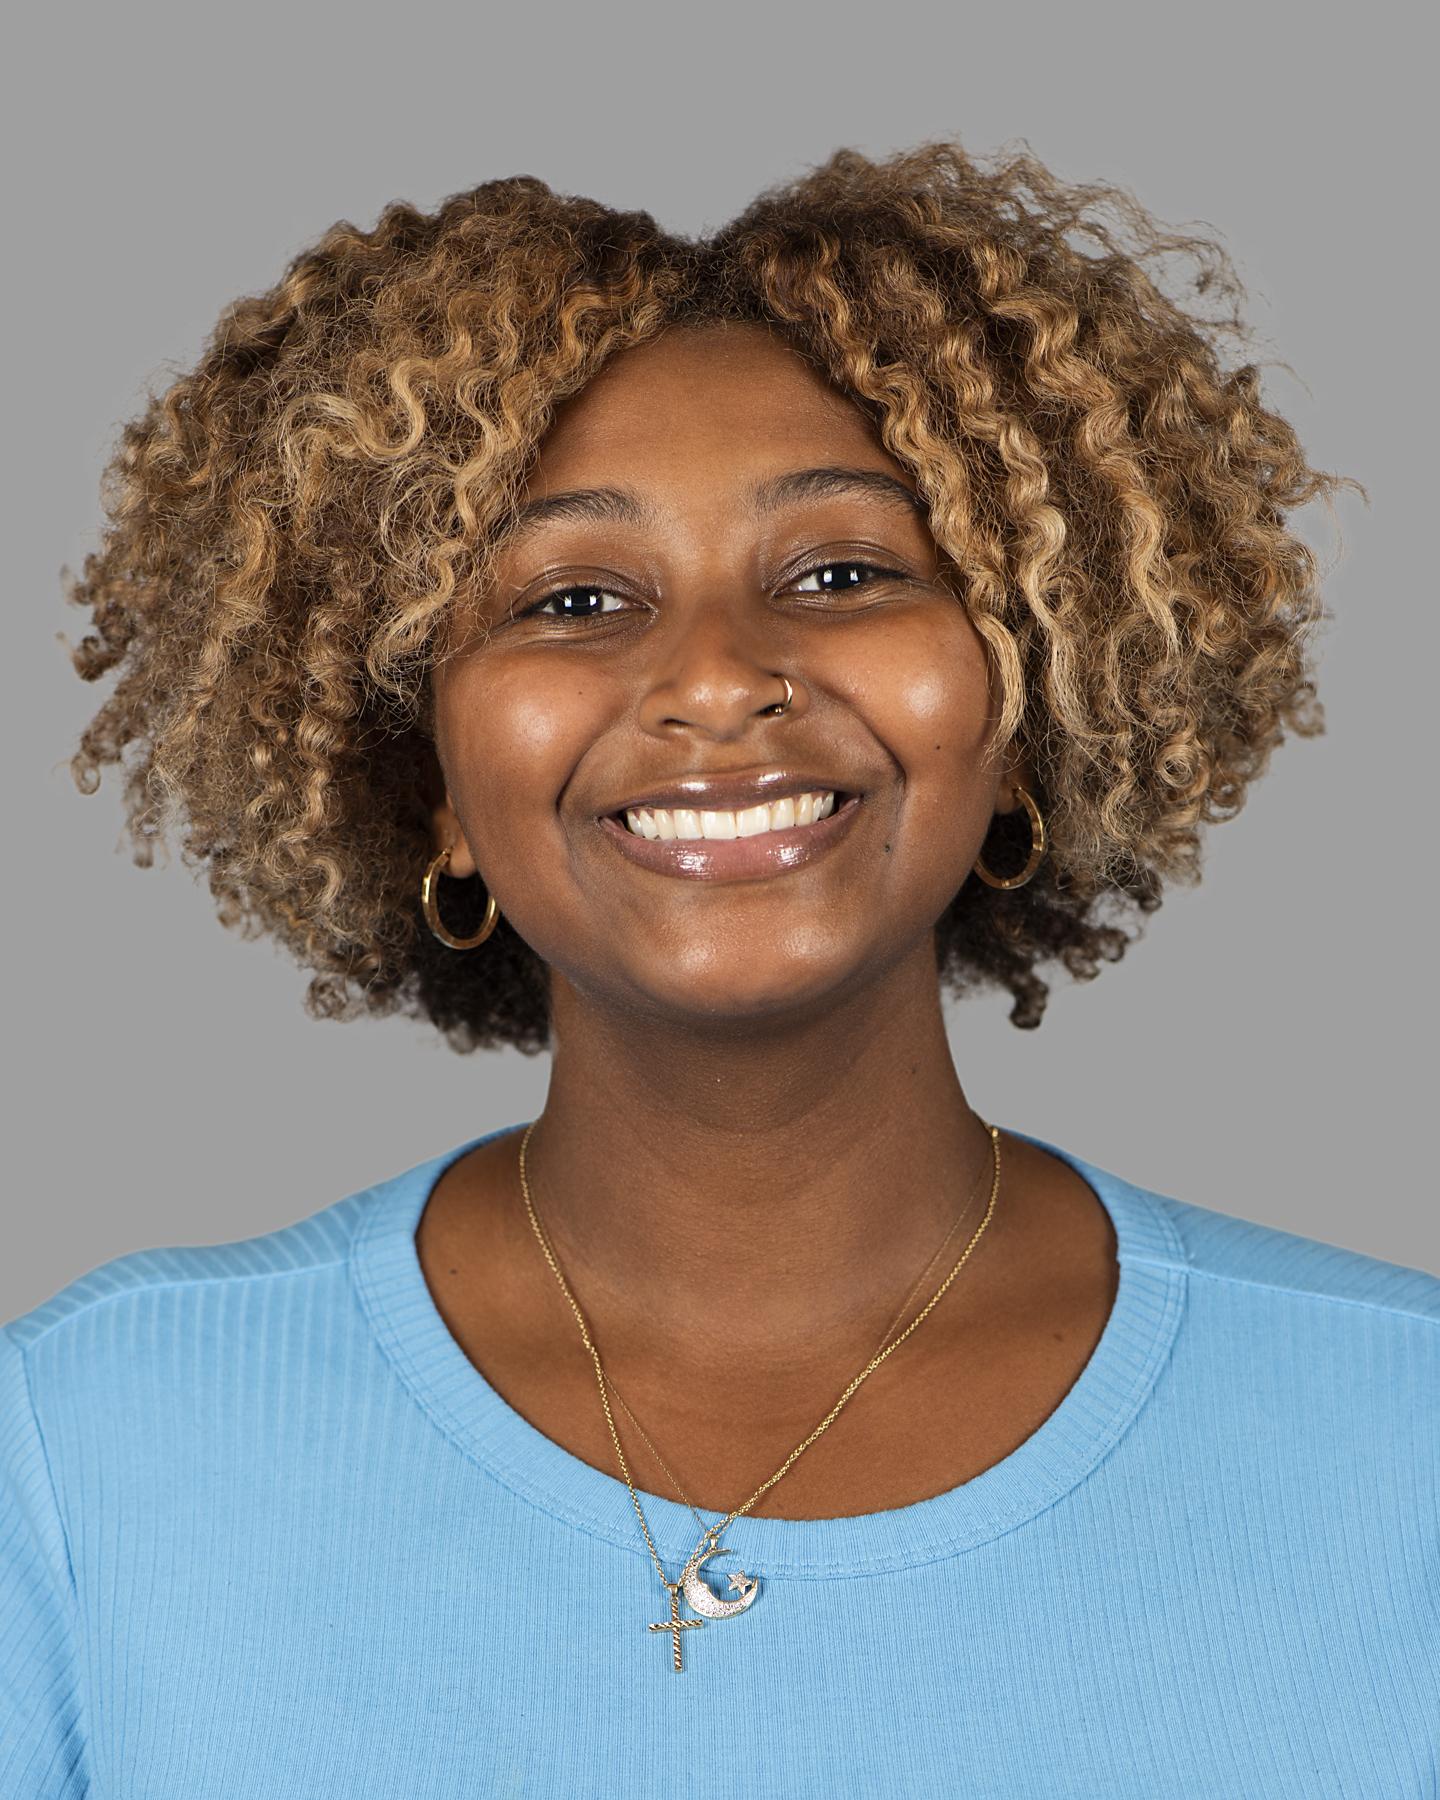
[517, 945, 1000, 1372]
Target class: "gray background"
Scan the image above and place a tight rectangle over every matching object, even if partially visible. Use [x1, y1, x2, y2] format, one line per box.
[6, 0, 1435, 1323]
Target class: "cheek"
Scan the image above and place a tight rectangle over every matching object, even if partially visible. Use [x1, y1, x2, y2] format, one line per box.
[439, 657, 606, 844]
[841, 609, 998, 860]
[849, 606, 994, 765]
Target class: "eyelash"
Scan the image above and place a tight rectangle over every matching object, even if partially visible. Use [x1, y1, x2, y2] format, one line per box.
[515, 559, 909, 626]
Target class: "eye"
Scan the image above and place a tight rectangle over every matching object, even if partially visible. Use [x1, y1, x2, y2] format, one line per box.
[515, 583, 633, 624]
[790, 560, 908, 594]
[513, 558, 909, 625]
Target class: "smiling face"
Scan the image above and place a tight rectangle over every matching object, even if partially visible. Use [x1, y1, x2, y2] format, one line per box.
[428, 320, 1028, 1029]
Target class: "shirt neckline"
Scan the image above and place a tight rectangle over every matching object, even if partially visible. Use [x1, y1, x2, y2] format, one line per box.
[350, 1120, 1188, 1578]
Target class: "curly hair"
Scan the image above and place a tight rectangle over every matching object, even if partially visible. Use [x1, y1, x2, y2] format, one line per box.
[61, 136, 1360, 1049]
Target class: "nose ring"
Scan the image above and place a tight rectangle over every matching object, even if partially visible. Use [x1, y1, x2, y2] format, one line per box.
[767, 675, 794, 716]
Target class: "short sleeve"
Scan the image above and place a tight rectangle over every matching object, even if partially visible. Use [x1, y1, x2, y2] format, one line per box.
[0, 1324, 93, 1797]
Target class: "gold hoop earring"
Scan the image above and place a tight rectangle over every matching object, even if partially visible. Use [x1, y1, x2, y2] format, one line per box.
[421, 844, 500, 949]
[973, 783, 1047, 889]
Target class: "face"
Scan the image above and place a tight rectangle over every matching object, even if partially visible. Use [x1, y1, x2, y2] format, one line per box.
[428, 321, 1027, 1028]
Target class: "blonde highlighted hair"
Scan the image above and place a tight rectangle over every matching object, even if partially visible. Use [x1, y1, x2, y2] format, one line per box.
[63, 137, 1359, 1047]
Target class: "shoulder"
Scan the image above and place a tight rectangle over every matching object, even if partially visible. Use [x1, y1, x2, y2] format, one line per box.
[0, 1163, 425, 1550]
[1015, 1125, 1440, 1327]
[1021, 1131, 1440, 1510]
[1144, 1180, 1440, 1421]
[1144, 1186, 1440, 1454]
[1, 1126, 511, 1428]
[1147, 1185, 1440, 1328]
[0, 1139, 443, 1465]
[2, 1185, 375, 1362]
[0, 1188, 379, 1491]
[1066, 1139, 1439, 1448]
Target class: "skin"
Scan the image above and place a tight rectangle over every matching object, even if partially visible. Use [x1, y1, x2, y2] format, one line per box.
[418, 320, 1118, 1519]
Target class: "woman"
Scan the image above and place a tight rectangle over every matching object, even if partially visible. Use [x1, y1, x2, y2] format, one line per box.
[3, 140, 1435, 1797]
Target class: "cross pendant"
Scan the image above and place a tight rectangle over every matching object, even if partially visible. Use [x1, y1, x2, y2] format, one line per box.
[647, 1582, 705, 1671]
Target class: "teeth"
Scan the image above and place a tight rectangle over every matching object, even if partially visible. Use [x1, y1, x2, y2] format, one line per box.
[623, 790, 838, 840]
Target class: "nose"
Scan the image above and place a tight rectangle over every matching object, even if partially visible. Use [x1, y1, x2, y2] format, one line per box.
[635, 601, 800, 738]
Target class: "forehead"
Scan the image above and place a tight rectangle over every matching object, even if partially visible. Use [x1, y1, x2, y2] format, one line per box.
[530, 322, 887, 480]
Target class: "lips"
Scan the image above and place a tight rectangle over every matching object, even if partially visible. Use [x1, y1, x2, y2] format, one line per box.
[596, 790, 865, 882]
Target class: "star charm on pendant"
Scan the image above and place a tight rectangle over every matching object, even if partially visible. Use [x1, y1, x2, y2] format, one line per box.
[727, 1569, 757, 1600]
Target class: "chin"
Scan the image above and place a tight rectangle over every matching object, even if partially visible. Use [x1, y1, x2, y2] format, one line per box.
[636, 946, 867, 1029]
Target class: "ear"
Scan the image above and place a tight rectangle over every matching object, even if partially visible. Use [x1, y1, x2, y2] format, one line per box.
[421, 745, 479, 881]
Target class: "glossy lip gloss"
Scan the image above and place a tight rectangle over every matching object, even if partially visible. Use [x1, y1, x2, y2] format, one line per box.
[596, 794, 864, 882]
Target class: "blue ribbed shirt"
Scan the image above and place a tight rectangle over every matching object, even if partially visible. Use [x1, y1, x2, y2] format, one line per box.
[3, 1122, 1437, 1797]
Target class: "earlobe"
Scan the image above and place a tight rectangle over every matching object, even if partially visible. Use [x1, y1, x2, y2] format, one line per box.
[998, 762, 1036, 813]
[439, 837, 479, 882]
[429, 795, 478, 881]
[421, 746, 479, 880]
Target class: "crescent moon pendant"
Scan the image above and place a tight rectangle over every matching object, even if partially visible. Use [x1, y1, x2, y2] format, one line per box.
[681, 1545, 760, 1619]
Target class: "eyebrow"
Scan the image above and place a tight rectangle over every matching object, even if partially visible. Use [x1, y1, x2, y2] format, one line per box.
[498, 465, 928, 547]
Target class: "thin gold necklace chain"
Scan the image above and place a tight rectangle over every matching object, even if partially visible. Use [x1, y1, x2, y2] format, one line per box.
[516, 1118, 1004, 1592]
[597, 1148, 994, 1549]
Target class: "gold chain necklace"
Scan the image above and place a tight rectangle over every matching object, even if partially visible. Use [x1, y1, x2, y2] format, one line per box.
[516, 1116, 1003, 1671]
[598, 1153, 993, 1553]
